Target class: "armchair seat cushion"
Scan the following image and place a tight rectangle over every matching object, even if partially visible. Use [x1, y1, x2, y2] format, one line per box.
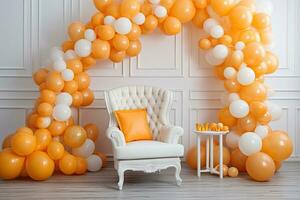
[114, 140, 184, 160]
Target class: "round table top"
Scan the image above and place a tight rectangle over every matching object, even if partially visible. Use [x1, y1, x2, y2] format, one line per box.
[193, 130, 229, 136]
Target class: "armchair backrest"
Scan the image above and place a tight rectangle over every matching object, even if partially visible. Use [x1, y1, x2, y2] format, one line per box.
[105, 86, 173, 138]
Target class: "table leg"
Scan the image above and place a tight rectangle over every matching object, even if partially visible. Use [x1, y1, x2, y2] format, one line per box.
[209, 135, 214, 174]
[206, 136, 209, 169]
[197, 135, 201, 177]
[219, 134, 223, 179]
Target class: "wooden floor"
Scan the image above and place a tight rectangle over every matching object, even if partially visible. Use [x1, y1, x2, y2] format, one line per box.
[0, 162, 299, 200]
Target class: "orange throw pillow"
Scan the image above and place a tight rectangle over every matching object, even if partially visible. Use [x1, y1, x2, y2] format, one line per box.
[114, 109, 153, 143]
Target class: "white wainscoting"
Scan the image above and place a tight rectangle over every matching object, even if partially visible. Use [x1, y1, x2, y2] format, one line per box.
[0, 0, 299, 160]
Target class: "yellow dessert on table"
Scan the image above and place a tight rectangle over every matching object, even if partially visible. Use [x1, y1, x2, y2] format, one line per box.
[195, 122, 229, 132]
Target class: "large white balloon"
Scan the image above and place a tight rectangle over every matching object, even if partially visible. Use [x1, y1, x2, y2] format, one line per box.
[61, 69, 74, 81]
[229, 100, 249, 118]
[114, 17, 132, 35]
[226, 130, 240, 149]
[56, 92, 73, 106]
[84, 29, 96, 41]
[149, 0, 160, 4]
[205, 50, 224, 66]
[224, 67, 237, 79]
[212, 44, 228, 59]
[64, 50, 77, 60]
[133, 13, 146, 25]
[74, 39, 92, 57]
[52, 104, 71, 121]
[154, 5, 167, 18]
[265, 101, 282, 121]
[87, 155, 102, 172]
[50, 47, 64, 62]
[104, 15, 116, 25]
[210, 25, 224, 39]
[237, 67, 255, 86]
[238, 132, 262, 156]
[53, 60, 66, 72]
[255, 125, 269, 139]
[203, 18, 219, 33]
[72, 139, 95, 158]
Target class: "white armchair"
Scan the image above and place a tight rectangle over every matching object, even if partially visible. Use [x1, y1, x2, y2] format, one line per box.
[105, 86, 184, 190]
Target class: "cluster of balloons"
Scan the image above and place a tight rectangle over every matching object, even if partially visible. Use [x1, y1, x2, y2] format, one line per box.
[0, 0, 293, 182]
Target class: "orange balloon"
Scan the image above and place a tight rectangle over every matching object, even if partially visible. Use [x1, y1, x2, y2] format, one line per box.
[66, 116, 75, 127]
[63, 80, 78, 94]
[105, 2, 120, 18]
[26, 151, 55, 181]
[218, 108, 237, 127]
[229, 6, 253, 30]
[62, 40, 74, 52]
[229, 51, 244, 69]
[257, 111, 272, 125]
[92, 39, 110, 59]
[94, 151, 107, 168]
[47, 141, 65, 160]
[163, 16, 182, 35]
[35, 129, 52, 151]
[67, 59, 83, 74]
[96, 25, 115, 41]
[93, 0, 112, 12]
[48, 120, 67, 136]
[68, 21, 85, 41]
[214, 65, 226, 80]
[230, 148, 247, 172]
[161, 0, 176, 10]
[45, 72, 64, 93]
[120, 0, 140, 18]
[37, 102, 53, 117]
[81, 56, 97, 70]
[2, 134, 13, 149]
[40, 89, 56, 105]
[63, 126, 87, 148]
[81, 89, 95, 106]
[112, 34, 130, 51]
[239, 29, 260, 44]
[26, 113, 38, 129]
[264, 51, 278, 74]
[193, 0, 207, 9]
[84, 124, 99, 142]
[11, 132, 36, 156]
[126, 40, 142, 57]
[33, 68, 48, 85]
[211, 0, 236, 16]
[59, 154, 77, 175]
[91, 12, 104, 27]
[170, 0, 196, 23]
[224, 79, 241, 92]
[238, 0, 256, 12]
[262, 131, 293, 161]
[260, 28, 272, 45]
[72, 91, 84, 108]
[239, 81, 267, 102]
[243, 42, 266, 67]
[249, 101, 267, 118]
[142, 15, 158, 33]
[109, 48, 126, 63]
[74, 72, 91, 91]
[17, 127, 34, 135]
[0, 149, 25, 179]
[198, 38, 211, 50]
[140, 2, 152, 15]
[238, 114, 256, 132]
[35, 116, 50, 129]
[126, 24, 141, 41]
[246, 152, 275, 181]
[252, 61, 268, 77]
[274, 160, 282, 172]
[213, 145, 231, 167]
[192, 9, 208, 28]
[252, 13, 270, 29]
[75, 156, 87, 175]
[219, 35, 232, 46]
[186, 146, 206, 169]
[215, 164, 229, 176]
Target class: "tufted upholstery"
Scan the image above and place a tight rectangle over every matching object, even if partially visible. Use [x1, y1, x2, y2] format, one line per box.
[105, 86, 173, 138]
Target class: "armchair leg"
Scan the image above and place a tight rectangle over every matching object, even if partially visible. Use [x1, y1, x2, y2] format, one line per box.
[118, 169, 125, 190]
[174, 163, 182, 186]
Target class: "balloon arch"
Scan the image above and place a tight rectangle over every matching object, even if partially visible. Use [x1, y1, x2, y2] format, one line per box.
[0, 0, 293, 182]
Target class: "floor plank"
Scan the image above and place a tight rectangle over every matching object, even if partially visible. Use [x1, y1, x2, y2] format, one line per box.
[0, 162, 299, 200]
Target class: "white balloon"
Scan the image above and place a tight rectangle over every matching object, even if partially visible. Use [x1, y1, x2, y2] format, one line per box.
[212, 44, 228, 59]
[72, 139, 95, 158]
[74, 39, 92, 57]
[53, 60, 66, 72]
[224, 67, 237, 79]
[133, 13, 146, 25]
[255, 125, 269, 139]
[52, 104, 71, 121]
[87, 155, 102, 172]
[56, 92, 73, 106]
[84, 29, 96, 41]
[104, 15, 116, 25]
[50, 47, 64, 62]
[154, 6, 167, 18]
[61, 69, 74, 81]
[238, 132, 262, 156]
[256, 0, 273, 16]
[229, 100, 249, 118]
[220, 92, 230, 107]
[203, 18, 219, 33]
[149, 0, 160, 4]
[235, 41, 245, 50]
[228, 93, 240, 103]
[114, 17, 132, 35]
[237, 67, 255, 86]
[226, 130, 240, 149]
[64, 50, 77, 60]
[210, 25, 224, 39]
[265, 101, 282, 121]
[205, 50, 224, 66]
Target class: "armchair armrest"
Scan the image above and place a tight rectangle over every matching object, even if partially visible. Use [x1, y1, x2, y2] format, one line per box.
[106, 127, 126, 147]
[157, 125, 184, 144]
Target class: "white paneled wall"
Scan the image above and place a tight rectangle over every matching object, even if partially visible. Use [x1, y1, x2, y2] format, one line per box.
[0, 0, 299, 159]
